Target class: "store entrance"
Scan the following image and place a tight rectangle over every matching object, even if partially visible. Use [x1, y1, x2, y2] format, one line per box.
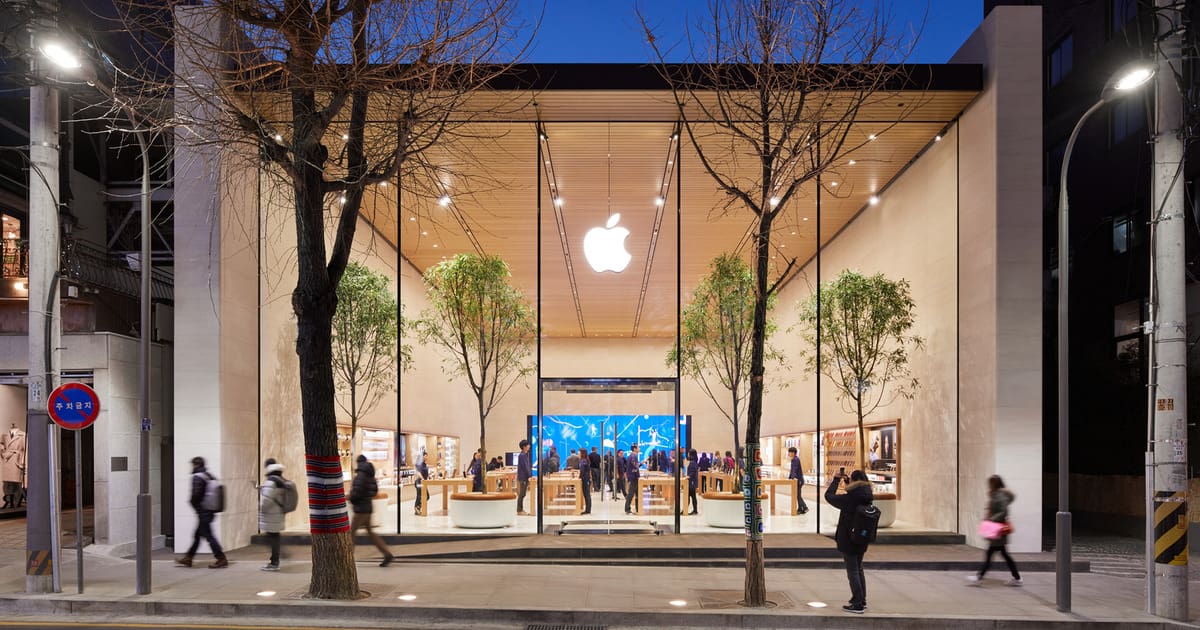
[535, 377, 686, 534]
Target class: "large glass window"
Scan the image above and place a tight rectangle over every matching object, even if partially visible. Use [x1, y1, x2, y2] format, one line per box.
[1047, 35, 1073, 89]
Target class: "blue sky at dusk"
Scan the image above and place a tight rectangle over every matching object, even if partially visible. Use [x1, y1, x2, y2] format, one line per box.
[515, 1, 982, 63]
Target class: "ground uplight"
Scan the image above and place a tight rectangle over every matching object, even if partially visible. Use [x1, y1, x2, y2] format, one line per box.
[668, 599, 687, 607]
[256, 591, 276, 597]
[397, 594, 418, 601]
[806, 601, 827, 608]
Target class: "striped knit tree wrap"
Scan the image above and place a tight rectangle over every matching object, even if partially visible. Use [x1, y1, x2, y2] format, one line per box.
[306, 454, 350, 533]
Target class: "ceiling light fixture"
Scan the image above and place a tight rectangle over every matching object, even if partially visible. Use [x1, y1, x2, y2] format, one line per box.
[380, 181, 388, 187]
[829, 182, 838, 187]
[421, 231, 427, 236]
[868, 133, 877, 141]
[769, 197, 780, 207]
[409, 216, 416, 221]
[869, 195, 880, 205]
[554, 198, 564, 207]
[655, 197, 664, 206]
[432, 243, 439, 248]
[274, 134, 283, 142]
[338, 196, 347, 204]
[438, 195, 451, 206]
[341, 134, 349, 141]
[848, 159, 857, 165]
[935, 135, 943, 142]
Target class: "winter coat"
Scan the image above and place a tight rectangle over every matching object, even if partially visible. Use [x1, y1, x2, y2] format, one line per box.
[825, 477, 874, 555]
[259, 470, 288, 533]
[190, 466, 213, 514]
[985, 488, 1015, 545]
[686, 456, 698, 489]
[517, 450, 533, 482]
[788, 457, 804, 485]
[566, 453, 580, 471]
[698, 454, 711, 472]
[0, 430, 25, 484]
[349, 461, 379, 514]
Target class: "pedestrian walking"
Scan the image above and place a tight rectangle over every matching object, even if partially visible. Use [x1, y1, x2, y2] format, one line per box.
[176, 456, 228, 568]
[787, 446, 810, 514]
[588, 447, 602, 493]
[615, 448, 627, 500]
[413, 452, 429, 515]
[624, 444, 640, 514]
[826, 468, 874, 614]
[469, 450, 483, 492]
[258, 458, 293, 571]
[516, 439, 533, 515]
[349, 455, 394, 567]
[968, 475, 1022, 586]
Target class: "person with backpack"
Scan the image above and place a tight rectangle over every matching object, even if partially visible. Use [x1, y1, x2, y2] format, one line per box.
[177, 456, 228, 568]
[825, 468, 876, 614]
[967, 475, 1022, 586]
[258, 458, 296, 571]
[349, 455, 394, 567]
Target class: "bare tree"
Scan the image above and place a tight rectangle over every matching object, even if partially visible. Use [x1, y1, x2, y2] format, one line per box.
[119, 0, 528, 599]
[642, 0, 913, 607]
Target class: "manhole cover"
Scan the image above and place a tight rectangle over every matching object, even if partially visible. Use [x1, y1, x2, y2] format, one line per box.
[694, 589, 795, 610]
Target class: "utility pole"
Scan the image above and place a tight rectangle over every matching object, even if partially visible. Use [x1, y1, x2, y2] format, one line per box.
[25, 8, 62, 594]
[1150, 0, 1188, 620]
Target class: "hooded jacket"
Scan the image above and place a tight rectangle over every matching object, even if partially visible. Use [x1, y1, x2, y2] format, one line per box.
[259, 464, 288, 533]
[825, 476, 874, 554]
[349, 459, 379, 514]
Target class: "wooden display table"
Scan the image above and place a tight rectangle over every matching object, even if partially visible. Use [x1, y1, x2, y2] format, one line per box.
[700, 470, 736, 493]
[636, 473, 688, 515]
[420, 478, 473, 515]
[486, 468, 517, 493]
[759, 478, 802, 515]
[540, 475, 583, 515]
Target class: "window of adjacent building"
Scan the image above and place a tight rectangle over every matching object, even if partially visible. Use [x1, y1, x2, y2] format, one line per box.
[1111, 96, 1146, 144]
[1113, 215, 1133, 254]
[1110, 0, 1137, 36]
[1113, 299, 1143, 382]
[1113, 299, 1142, 337]
[1047, 34, 1073, 89]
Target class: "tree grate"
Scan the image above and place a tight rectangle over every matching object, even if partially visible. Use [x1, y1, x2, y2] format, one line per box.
[525, 626, 608, 630]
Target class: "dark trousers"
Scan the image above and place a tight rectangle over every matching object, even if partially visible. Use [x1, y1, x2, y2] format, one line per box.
[795, 480, 809, 512]
[979, 543, 1020, 579]
[616, 476, 626, 499]
[414, 479, 423, 511]
[687, 484, 698, 513]
[517, 479, 529, 512]
[265, 532, 280, 565]
[624, 479, 638, 513]
[581, 480, 592, 513]
[591, 468, 601, 491]
[350, 512, 392, 559]
[842, 552, 866, 607]
[187, 512, 224, 558]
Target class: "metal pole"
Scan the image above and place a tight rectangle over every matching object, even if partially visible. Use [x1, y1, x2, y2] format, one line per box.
[1056, 97, 1106, 613]
[1150, 2, 1188, 617]
[74, 429, 82, 594]
[26, 49, 61, 595]
[134, 123, 153, 595]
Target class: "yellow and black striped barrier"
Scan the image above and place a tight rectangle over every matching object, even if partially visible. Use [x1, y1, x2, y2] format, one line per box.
[1154, 490, 1188, 566]
[26, 549, 51, 575]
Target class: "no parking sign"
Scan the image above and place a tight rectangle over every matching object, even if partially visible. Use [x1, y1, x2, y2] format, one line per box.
[47, 383, 100, 431]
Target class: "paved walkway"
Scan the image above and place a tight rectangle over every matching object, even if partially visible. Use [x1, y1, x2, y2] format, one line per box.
[0, 542, 1197, 629]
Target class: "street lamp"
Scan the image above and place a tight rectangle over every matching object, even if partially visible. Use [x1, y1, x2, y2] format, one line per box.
[42, 40, 155, 596]
[1056, 61, 1154, 613]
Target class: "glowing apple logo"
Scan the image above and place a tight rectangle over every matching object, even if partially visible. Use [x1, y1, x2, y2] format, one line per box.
[583, 214, 631, 273]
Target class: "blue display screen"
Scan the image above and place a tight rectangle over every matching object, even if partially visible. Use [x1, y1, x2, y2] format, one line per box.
[527, 414, 690, 476]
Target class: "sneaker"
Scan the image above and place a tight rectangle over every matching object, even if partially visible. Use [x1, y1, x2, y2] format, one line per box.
[841, 604, 865, 614]
[261, 563, 280, 572]
[380, 554, 394, 568]
[175, 556, 193, 567]
[965, 575, 982, 585]
[1006, 578, 1023, 587]
[208, 558, 228, 569]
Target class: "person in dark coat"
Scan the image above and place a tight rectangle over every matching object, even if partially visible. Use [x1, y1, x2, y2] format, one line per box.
[413, 451, 429, 515]
[516, 439, 533, 515]
[349, 455, 394, 566]
[685, 449, 699, 515]
[468, 451, 483, 492]
[603, 451, 615, 493]
[615, 449, 627, 500]
[968, 475, 1022, 586]
[825, 468, 874, 614]
[545, 446, 560, 475]
[588, 447, 602, 493]
[577, 448, 592, 514]
[624, 444, 640, 514]
[788, 446, 810, 514]
[177, 456, 227, 568]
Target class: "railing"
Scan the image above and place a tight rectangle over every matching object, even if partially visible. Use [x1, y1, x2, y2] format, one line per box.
[63, 238, 173, 302]
[1, 238, 27, 278]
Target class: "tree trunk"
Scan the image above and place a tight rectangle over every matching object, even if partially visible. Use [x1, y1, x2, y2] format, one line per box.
[856, 396, 865, 471]
[732, 393, 742, 484]
[350, 386, 357, 462]
[478, 396, 487, 495]
[742, 210, 774, 608]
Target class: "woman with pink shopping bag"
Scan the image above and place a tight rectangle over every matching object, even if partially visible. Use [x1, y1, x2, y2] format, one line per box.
[967, 475, 1021, 586]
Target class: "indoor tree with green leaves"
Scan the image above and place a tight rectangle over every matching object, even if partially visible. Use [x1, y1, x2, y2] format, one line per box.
[795, 270, 923, 469]
[417, 254, 536, 493]
[669, 254, 784, 483]
[332, 262, 398, 459]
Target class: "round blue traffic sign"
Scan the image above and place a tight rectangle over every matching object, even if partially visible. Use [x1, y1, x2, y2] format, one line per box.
[47, 383, 100, 430]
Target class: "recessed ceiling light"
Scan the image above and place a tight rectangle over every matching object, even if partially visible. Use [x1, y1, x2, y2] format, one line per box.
[380, 181, 388, 187]
[409, 216, 416, 221]
[769, 197, 779, 207]
[273, 134, 283, 142]
[790, 231, 796, 235]
[869, 195, 880, 205]
[397, 594, 417, 601]
[341, 134, 349, 141]
[829, 182, 838, 187]
[555, 198, 564, 207]
[432, 244, 439, 248]
[438, 195, 451, 206]
[803, 217, 809, 221]
[848, 159, 857, 165]
[338, 196, 347, 204]
[655, 197, 664, 206]
[868, 134, 877, 141]
[421, 231, 427, 236]
[669, 599, 687, 607]
[935, 135, 943, 142]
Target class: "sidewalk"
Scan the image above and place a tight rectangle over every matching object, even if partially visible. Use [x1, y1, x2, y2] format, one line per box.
[0, 544, 1196, 629]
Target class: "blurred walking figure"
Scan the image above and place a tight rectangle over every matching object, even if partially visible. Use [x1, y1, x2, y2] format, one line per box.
[349, 455, 394, 567]
[177, 456, 227, 568]
[968, 475, 1021, 586]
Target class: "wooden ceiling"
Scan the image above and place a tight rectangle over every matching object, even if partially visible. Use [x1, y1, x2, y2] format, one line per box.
[360, 84, 978, 339]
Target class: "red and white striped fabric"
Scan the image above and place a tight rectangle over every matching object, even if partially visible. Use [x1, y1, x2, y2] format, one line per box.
[306, 454, 350, 534]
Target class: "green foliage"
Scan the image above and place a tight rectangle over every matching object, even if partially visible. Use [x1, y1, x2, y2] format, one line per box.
[669, 254, 785, 462]
[417, 254, 537, 491]
[332, 262, 398, 449]
[795, 270, 923, 467]
[399, 304, 414, 374]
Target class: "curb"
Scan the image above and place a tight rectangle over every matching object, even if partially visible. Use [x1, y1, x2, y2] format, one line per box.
[0, 596, 1188, 629]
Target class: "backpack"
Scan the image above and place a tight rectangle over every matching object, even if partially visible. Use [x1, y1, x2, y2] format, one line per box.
[277, 478, 299, 513]
[849, 503, 881, 545]
[197, 472, 225, 513]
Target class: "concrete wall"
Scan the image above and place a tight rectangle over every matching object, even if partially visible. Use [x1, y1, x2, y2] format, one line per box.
[951, 5, 1044, 552]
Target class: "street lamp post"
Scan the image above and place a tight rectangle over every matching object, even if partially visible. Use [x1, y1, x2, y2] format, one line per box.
[42, 40, 155, 595]
[1056, 62, 1154, 614]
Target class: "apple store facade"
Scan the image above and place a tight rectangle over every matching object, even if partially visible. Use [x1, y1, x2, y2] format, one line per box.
[172, 9, 1044, 553]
